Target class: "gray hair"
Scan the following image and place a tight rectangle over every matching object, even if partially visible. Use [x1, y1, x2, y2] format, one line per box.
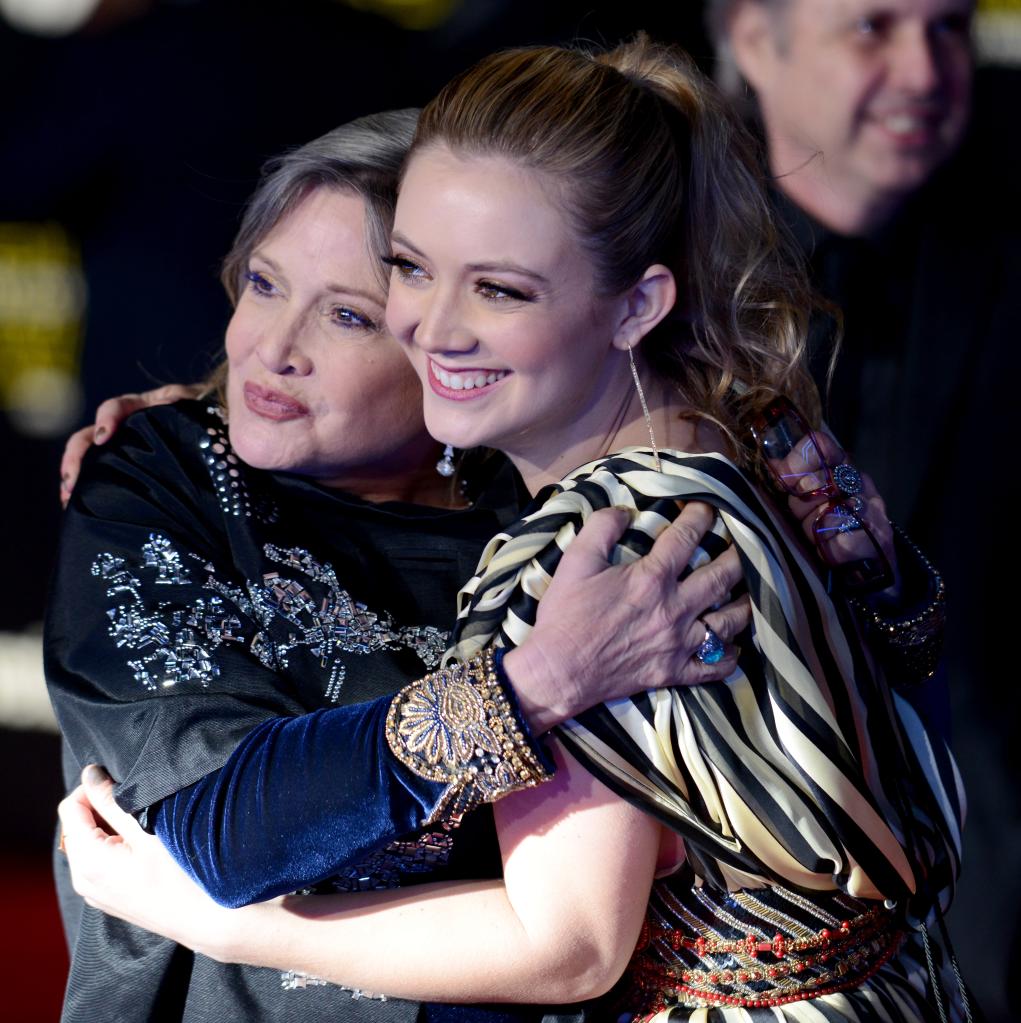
[705, 0, 790, 95]
[220, 108, 419, 303]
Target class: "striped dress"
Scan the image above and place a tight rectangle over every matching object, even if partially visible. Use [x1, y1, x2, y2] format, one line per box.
[445, 449, 967, 1022]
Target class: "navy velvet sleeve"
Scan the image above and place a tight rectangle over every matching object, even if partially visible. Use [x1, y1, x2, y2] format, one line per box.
[153, 697, 447, 908]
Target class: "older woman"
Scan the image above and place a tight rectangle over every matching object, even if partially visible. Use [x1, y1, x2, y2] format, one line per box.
[47, 108, 749, 1023]
[61, 37, 967, 1023]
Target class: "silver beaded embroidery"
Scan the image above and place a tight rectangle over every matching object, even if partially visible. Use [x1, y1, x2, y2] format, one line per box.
[93, 536, 449, 700]
[93, 537, 245, 691]
[198, 405, 278, 524]
[248, 544, 448, 702]
[280, 972, 387, 1000]
[328, 829, 455, 893]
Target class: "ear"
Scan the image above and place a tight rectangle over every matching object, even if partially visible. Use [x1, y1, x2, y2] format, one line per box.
[610, 264, 677, 352]
[728, 0, 782, 93]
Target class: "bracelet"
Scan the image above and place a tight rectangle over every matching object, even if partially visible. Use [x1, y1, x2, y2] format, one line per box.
[851, 525, 946, 687]
[385, 649, 553, 825]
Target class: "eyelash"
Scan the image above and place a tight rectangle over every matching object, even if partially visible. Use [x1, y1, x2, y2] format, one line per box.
[245, 270, 277, 297]
[382, 255, 534, 304]
[244, 270, 378, 333]
[381, 255, 426, 282]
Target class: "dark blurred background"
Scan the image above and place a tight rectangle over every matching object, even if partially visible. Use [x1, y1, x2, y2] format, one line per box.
[0, 1, 1017, 1020]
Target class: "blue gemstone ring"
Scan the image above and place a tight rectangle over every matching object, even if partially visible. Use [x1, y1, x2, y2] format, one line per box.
[832, 462, 865, 498]
[695, 620, 726, 665]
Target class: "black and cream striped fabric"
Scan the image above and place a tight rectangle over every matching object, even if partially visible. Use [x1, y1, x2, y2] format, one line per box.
[446, 449, 964, 1000]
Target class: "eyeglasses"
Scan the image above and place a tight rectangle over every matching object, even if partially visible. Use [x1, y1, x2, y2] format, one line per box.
[749, 396, 893, 594]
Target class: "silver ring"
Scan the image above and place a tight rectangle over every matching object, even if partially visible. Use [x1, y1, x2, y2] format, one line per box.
[832, 462, 864, 498]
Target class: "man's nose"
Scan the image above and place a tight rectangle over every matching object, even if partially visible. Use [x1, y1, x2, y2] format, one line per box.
[891, 24, 942, 94]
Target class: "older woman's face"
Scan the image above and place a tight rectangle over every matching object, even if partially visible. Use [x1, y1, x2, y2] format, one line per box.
[225, 187, 432, 491]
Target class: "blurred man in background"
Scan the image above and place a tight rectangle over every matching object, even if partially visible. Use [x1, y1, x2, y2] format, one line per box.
[709, 2, 1021, 1019]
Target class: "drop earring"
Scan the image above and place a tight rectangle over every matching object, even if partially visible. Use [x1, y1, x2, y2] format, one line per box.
[627, 344, 661, 471]
[435, 444, 456, 478]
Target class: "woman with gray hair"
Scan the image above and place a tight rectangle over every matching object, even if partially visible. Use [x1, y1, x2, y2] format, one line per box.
[47, 107, 748, 1023]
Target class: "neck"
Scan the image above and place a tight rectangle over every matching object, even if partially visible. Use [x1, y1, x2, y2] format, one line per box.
[508, 356, 701, 497]
[324, 444, 465, 509]
[769, 141, 903, 238]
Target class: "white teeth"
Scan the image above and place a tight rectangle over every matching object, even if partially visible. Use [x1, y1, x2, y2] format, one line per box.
[433, 363, 507, 390]
[882, 114, 925, 135]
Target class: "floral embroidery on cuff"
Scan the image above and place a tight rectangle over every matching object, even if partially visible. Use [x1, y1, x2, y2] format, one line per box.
[385, 649, 551, 824]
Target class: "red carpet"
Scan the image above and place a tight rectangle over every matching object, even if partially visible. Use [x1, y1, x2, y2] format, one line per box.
[0, 854, 69, 1022]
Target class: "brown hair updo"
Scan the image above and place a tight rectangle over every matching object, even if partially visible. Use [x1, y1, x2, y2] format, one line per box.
[410, 34, 820, 454]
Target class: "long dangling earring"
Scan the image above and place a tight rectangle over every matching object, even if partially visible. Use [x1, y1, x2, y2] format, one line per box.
[435, 443, 456, 478]
[627, 344, 661, 471]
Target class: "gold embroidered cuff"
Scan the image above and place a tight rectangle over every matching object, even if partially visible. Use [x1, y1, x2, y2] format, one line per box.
[385, 649, 552, 825]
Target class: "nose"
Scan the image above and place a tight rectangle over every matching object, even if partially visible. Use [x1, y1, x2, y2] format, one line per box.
[408, 286, 478, 358]
[255, 313, 313, 376]
[891, 24, 941, 95]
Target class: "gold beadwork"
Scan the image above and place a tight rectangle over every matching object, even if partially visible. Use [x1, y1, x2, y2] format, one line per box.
[385, 650, 551, 823]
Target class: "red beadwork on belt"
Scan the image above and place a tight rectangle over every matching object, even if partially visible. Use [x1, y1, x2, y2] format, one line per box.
[625, 902, 903, 1015]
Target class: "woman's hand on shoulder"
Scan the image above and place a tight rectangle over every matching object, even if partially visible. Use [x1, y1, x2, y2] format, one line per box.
[60, 384, 203, 506]
[505, 500, 751, 733]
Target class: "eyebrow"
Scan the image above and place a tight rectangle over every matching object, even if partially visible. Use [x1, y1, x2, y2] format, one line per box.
[250, 250, 385, 306]
[390, 232, 551, 286]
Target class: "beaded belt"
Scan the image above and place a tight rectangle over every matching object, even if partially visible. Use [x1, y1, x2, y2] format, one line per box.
[622, 882, 903, 1016]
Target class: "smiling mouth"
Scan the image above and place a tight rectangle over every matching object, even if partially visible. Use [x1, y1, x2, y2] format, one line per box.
[870, 110, 945, 145]
[428, 360, 509, 398]
[243, 381, 310, 421]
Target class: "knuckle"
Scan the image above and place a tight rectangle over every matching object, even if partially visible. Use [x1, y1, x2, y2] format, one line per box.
[668, 519, 702, 554]
[678, 500, 712, 526]
[704, 562, 733, 603]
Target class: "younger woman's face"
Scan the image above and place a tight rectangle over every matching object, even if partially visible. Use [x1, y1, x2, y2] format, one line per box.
[385, 147, 632, 473]
[225, 187, 435, 493]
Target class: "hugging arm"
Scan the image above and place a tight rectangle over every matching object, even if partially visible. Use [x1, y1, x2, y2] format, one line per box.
[64, 736, 668, 1004]
[53, 404, 748, 906]
[151, 499, 746, 906]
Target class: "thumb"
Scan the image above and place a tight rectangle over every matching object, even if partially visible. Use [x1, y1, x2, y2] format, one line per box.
[81, 765, 135, 834]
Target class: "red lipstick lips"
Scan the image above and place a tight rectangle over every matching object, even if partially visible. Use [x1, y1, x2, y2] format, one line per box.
[243, 381, 310, 421]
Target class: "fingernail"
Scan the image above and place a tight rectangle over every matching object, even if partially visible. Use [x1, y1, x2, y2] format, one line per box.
[95, 426, 107, 442]
[83, 764, 110, 786]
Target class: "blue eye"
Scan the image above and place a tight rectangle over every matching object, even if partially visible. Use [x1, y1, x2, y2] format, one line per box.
[331, 306, 377, 332]
[854, 13, 891, 38]
[245, 270, 276, 296]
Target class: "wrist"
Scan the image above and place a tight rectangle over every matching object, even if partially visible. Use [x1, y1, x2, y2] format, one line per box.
[852, 525, 945, 687]
[502, 645, 569, 734]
